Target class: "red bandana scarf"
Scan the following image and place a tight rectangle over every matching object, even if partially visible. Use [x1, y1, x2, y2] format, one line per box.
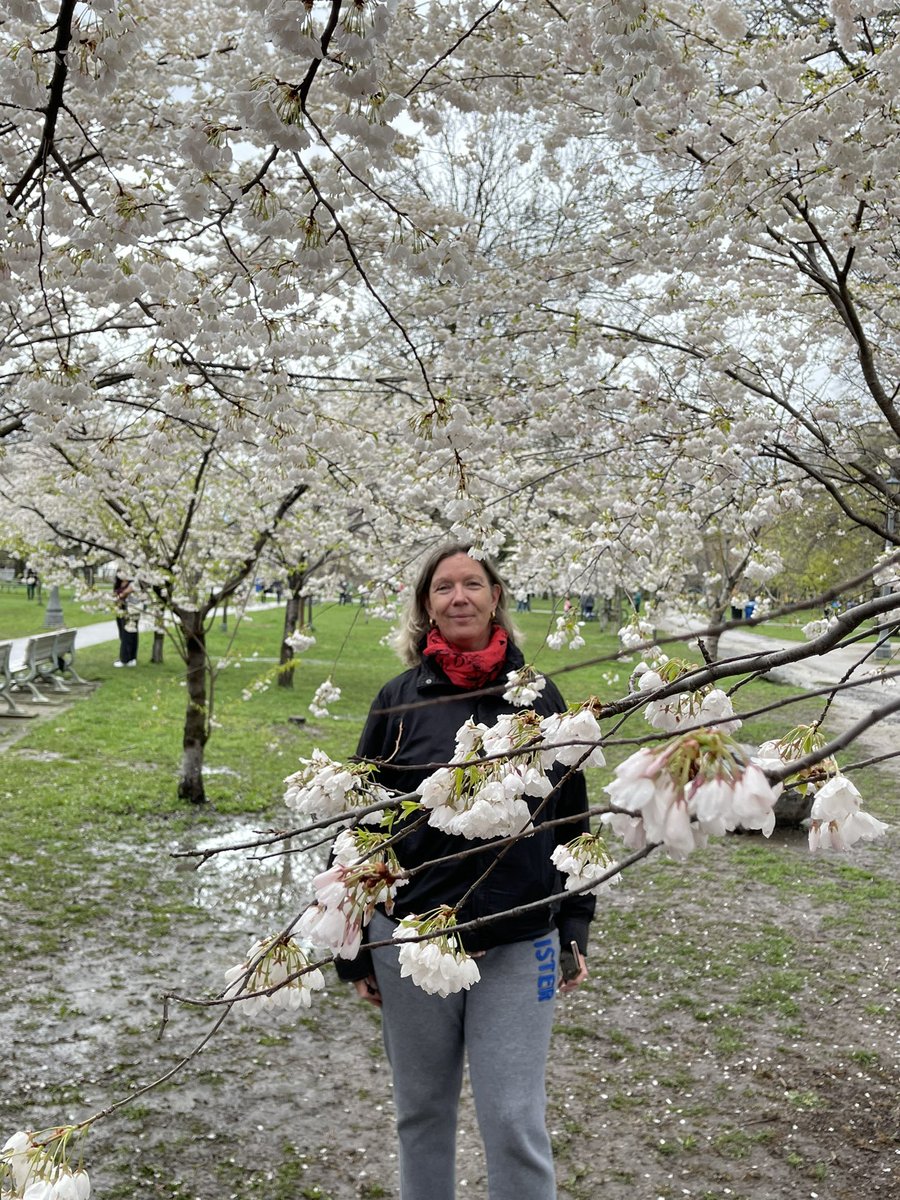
[423, 624, 508, 688]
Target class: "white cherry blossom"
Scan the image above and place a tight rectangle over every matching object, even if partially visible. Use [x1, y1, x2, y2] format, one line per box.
[394, 911, 481, 997]
[223, 934, 326, 1016]
[283, 750, 391, 820]
[808, 775, 889, 852]
[551, 833, 621, 895]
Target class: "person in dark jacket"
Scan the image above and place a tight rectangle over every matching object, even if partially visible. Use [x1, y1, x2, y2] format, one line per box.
[112, 574, 139, 667]
[336, 543, 595, 1200]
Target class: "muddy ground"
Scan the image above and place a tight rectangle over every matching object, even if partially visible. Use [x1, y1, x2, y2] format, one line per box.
[4, 805, 898, 1200]
[3, 638, 899, 1200]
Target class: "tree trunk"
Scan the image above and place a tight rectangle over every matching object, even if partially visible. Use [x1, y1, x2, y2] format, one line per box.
[277, 569, 307, 689]
[698, 598, 728, 663]
[278, 592, 302, 688]
[151, 629, 165, 663]
[177, 610, 208, 803]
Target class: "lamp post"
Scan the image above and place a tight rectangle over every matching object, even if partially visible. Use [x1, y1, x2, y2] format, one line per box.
[874, 469, 899, 661]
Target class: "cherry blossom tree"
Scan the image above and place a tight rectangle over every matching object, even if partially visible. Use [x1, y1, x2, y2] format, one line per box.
[3, 2, 900, 1192]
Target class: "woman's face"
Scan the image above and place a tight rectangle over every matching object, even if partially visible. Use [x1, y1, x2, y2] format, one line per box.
[425, 553, 501, 651]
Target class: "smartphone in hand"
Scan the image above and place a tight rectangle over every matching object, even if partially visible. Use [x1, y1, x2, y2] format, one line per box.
[559, 941, 583, 982]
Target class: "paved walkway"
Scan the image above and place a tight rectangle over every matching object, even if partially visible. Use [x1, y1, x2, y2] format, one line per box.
[6, 599, 289, 670]
[8, 619, 123, 671]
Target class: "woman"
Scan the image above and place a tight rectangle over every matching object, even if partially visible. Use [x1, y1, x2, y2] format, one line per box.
[112, 574, 138, 667]
[336, 544, 594, 1200]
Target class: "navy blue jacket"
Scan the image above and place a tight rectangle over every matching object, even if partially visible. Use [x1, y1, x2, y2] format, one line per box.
[334, 643, 595, 982]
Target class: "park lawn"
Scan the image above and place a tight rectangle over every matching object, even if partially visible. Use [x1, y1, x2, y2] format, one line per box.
[0, 586, 110, 639]
[1, 597, 883, 826]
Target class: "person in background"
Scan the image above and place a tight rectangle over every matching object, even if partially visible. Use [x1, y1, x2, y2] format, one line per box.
[336, 543, 594, 1200]
[113, 574, 138, 667]
[24, 565, 39, 601]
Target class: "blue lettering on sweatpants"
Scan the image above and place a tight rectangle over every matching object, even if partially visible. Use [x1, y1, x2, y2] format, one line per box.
[534, 936, 556, 1002]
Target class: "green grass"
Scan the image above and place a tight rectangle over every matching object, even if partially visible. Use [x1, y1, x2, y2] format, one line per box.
[0, 586, 109, 638]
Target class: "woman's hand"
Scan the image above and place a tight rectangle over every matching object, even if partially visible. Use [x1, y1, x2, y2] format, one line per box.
[558, 945, 588, 995]
[354, 975, 382, 1007]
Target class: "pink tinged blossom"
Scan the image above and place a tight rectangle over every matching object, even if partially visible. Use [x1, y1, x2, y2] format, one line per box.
[297, 902, 363, 959]
[604, 738, 777, 856]
[641, 790, 700, 860]
[689, 776, 733, 837]
[603, 748, 661, 813]
[600, 811, 648, 850]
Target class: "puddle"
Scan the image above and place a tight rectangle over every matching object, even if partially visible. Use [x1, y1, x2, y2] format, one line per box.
[182, 819, 323, 922]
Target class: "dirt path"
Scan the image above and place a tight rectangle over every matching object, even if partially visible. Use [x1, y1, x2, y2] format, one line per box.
[713, 626, 900, 763]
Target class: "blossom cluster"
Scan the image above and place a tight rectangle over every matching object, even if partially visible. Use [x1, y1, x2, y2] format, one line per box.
[393, 907, 481, 997]
[547, 614, 585, 650]
[808, 775, 888, 852]
[286, 629, 316, 653]
[502, 667, 547, 707]
[603, 730, 782, 859]
[418, 705, 605, 840]
[223, 934, 326, 1015]
[298, 830, 407, 959]
[1, 1130, 90, 1200]
[309, 677, 341, 718]
[283, 749, 391, 821]
[617, 617, 656, 652]
[636, 661, 741, 734]
[751, 725, 888, 854]
[752, 724, 835, 794]
[800, 617, 837, 641]
[551, 832, 621, 895]
[419, 714, 548, 839]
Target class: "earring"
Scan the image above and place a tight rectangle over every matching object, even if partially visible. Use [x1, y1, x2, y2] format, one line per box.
[430, 617, 436, 626]
[490, 609, 496, 620]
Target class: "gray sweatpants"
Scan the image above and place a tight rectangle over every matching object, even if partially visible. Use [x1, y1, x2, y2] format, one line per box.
[368, 910, 559, 1200]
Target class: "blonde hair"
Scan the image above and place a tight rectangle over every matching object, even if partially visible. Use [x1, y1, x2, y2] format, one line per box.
[394, 543, 517, 667]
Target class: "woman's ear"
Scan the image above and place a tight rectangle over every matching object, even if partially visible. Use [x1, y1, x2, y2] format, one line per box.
[491, 585, 501, 609]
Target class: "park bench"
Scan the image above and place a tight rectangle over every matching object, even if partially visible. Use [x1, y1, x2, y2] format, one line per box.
[0, 640, 31, 717]
[0, 567, 20, 592]
[53, 627, 88, 685]
[10, 631, 71, 702]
